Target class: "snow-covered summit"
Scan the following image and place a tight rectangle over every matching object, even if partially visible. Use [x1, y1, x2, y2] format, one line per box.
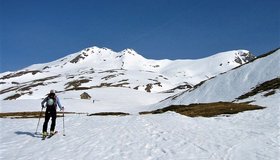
[23, 47, 253, 72]
[0, 46, 256, 100]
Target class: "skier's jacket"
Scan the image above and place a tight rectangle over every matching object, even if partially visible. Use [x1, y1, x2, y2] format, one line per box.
[41, 93, 63, 110]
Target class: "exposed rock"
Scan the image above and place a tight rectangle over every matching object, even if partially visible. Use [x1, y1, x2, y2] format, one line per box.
[145, 84, 153, 92]
[70, 52, 88, 63]
[133, 86, 139, 90]
[80, 92, 91, 99]
[234, 51, 256, 65]
[43, 66, 50, 70]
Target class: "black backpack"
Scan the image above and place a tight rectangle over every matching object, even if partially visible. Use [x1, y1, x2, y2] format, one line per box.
[46, 93, 56, 107]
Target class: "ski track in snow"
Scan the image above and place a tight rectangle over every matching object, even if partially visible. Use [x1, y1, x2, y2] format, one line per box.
[1, 102, 279, 160]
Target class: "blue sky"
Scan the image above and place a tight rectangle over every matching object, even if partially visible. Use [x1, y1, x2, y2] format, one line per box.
[1, 0, 279, 72]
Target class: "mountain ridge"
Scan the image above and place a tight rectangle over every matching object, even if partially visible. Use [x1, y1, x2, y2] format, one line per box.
[0, 46, 255, 100]
[153, 48, 280, 109]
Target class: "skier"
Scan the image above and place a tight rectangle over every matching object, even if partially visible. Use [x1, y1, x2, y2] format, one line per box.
[41, 90, 64, 138]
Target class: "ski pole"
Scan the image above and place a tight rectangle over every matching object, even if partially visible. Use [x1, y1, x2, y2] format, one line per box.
[63, 109, 65, 136]
[35, 107, 44, 134]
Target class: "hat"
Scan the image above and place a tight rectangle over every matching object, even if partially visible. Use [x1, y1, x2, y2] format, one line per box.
[50, 90, 55, 93]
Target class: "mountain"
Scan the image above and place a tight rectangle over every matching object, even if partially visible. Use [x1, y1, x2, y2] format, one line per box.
[152, 48, 280, 109]
[0, 46, 255, 100]
[1, 47, 279, 160]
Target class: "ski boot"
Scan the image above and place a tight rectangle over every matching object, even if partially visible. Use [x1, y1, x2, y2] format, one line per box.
[42, 132, 48, 140]
[50, 131, 55, 136]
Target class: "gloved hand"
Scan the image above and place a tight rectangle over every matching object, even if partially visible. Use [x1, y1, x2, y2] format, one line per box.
[60, 107, 64, 111]
[41, 104, 45, 108]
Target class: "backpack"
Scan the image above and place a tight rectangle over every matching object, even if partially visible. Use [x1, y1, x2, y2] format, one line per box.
[46, 93, 56, 107]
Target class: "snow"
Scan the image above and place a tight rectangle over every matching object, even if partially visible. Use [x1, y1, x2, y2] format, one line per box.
[0, 88, 172, 114]
[1, 93, 279, 160]
[0, 47, 279, 160]
[155, 49, 280, 107]
[0, 47, 251, 97]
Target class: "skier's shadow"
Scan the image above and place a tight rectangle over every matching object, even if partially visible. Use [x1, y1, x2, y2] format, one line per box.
[14, 131, 41, 138]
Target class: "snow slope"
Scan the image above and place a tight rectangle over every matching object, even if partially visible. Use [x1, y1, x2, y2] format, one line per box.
[154, 49, 280, 108]
[0, 88, 172, 114]
[1, 93, 279, 160]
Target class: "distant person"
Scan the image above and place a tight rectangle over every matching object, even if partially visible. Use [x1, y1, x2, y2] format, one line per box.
[41, 90, 64, 138]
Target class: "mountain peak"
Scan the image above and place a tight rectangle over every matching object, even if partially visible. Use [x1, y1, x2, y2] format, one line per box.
[234, 50, 256, 64]
[120, 48, 145, 59]
[205, 50, 255, 66]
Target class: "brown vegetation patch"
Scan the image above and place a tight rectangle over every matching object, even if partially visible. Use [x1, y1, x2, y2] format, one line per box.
[154, 82, 162, 87]
[0, 86, 18, 95]
[88, 112, 129, 116]
[0, 112, 74, 119]
[32, 75, 60, 83]
[236, 78, 280, 100]
[67, 75, 75, 79]
[65, 81, 130, 90]
[111, 82, 130, 87]
[263, 90, 276, 97]
[19, 82, 44, 91]
[118, 79, 129, 83]
[91, 82, 130, 88]
[4, 91, 33, 100]
[95, 83, 113, 87]
[101, 74, 117, 80]
[98, 69, 123, 74]
[139, 102, 264, 117]
[65, 79, 91, 90]
[0, 70, 41, 80]
[65, 87, 92, 91]
[158, 75, 168, 80]
[0, 75, 60, 95]
[4, 94, 22, 100]
[148, 79, 158, 82]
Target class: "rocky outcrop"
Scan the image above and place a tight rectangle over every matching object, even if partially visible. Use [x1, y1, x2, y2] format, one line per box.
[80, 92, 91, 99]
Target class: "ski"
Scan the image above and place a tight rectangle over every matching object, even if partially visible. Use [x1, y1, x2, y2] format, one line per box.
[47, 131, 58, 139]
[41, 131, 58, 140]
[42, 135, 47, 140]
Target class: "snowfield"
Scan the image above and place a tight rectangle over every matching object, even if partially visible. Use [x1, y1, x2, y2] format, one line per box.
[1, 93, 279, 160]
[0, 87, 172, 114]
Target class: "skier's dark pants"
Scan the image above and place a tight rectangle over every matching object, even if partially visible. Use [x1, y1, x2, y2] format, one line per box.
[43, 107, 57, 132]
